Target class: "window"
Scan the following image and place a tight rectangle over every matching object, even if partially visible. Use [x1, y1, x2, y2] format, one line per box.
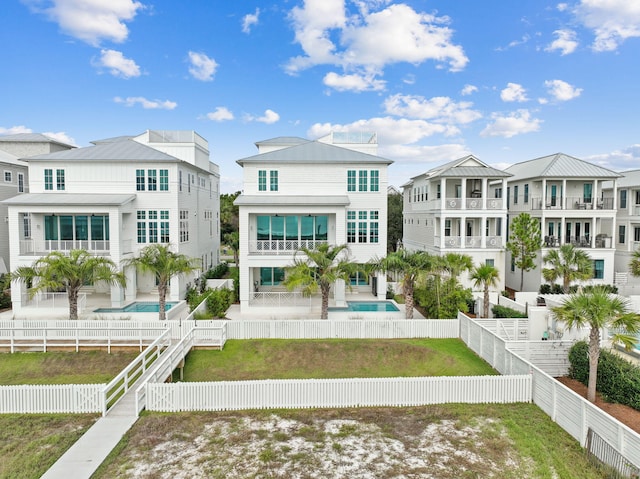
[270, 170, 278, 191]
[260, 267, 285, 286]
[495, 187, 502, 198]
[148, 210, 158, 242]
[511, 257, 515, 272]
[619, 225, 626, 244]
[44, 169, 53, 190]
[347, 211, 356, 243]
[636, 190, 640, 205]
[136, 169, 145, 191]
[22, 213, 31, 238]
[347, 170, 356, 192]
[635, 227, 640, 242]
[18, 173, 24, 193]
[148, 170, 157, 191]
[583, 183, 593, 203]
[4, 171, 11, 182]
[137, 211, 146, 243]
[370, 170, 379, 192]
[160, 169, 168, 191]
[524, 184, 529, 203]
[437, 184, 441, 199]
[444, 219, 451, 236]
[358, 210, 367, 243]
[593, 259, 604, 279]
[513, 185, 518, 204]
[369, 211, 379, 243]
[187, 173, 191, 193]
[620, 190, 627, 209]
[179, 170, 183, 192]
[496, 218, 502, 236]
[56, 169, 65, 190]
[180, 210, 189, 242]
[258, 170, 267, 191]
[485, 259, 494, 267]
[507, 187, 510, 208]
[358, 170, 368, 192]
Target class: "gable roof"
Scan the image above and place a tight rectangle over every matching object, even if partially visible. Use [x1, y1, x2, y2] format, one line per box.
[3, 193, 136, 206]
[0, 149, 27, 168]
[254, 136, 309, 148]
[0, 133, 75, 148]
[410, 155, 512, 182]
[505, 153, 622, 181]
[24, 138, 178, 162]
[237, 139, 393, 166]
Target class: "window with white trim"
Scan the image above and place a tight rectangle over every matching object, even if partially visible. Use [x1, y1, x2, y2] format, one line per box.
[180, 210, 189, 242]
[137, 210, 169, 243]
[4, 171, 11, 183]
[18, 173, 24, 192]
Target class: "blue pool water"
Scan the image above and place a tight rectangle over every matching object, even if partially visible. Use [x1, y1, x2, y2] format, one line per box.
[329, 301, 400, 312]
[93, 301, 178, 313]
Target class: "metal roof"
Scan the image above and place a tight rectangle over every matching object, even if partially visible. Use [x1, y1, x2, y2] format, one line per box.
[614, 169, 640, 188]
[234, 195, 350, 206]
[411, 155, 512, 180]
[0, 150, 27, 167]
[2, 193, 136, 206]
[254, 136, 309, 147]
[91, 135, 137, 145]
[0, 133, 75, 148]
[24, 139, 178, 162]
[505, 153, 622, 181]
[237, 140, 393, 165]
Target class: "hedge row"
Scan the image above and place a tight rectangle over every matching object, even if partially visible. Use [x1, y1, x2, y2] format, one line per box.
[568, 341, 640, 411]
[491, 304, 527, 318]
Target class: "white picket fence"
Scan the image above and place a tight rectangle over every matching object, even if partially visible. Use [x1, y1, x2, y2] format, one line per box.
[146, 375, 532, 412]
[458, 312, 640, 470]
[0, 384, 104, 413]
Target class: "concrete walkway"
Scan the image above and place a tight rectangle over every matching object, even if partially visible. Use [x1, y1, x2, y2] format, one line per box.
[41, 342, 182, 479]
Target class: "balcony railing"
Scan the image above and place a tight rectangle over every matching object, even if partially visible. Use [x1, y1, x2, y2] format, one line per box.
[434, 236, 503, 249]
[249, 291, 311, 307]
[19, 240, 111, 256]
[530, 197, 615, 211]
[249, 240, 328, 255]
[543, 235, 612, 248]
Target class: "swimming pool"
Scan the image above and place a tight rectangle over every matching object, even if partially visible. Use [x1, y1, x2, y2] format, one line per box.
[93, 301, 178, 313]
[329, 301, 400, 312]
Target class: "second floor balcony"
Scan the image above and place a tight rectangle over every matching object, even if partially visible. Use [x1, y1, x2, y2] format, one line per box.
[19, 239, 133, 256]
[249, 239, 328, 255]
[515, 196, 615, 211]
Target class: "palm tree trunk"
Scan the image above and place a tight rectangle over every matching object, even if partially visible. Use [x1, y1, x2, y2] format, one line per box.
[563, 276, 570, 294]
[587, 327, 600, 403]
[320, 284, 330, 320]
[68, 288, 79, 320]
[405, 281, 414, 319]
[158, 281, 167, 321]
[483, 284, 489, 318]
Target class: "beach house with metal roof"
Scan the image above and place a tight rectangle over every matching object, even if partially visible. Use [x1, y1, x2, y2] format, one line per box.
[401, 155, 512, 291]
[3, 130, 220, 314]
[503, 152, 621, 292]
[234, 133, 391, 314]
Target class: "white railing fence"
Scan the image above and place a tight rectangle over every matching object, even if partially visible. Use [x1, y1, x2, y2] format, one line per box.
[146, 375, 532, 412]
[0, 384, 103, 414]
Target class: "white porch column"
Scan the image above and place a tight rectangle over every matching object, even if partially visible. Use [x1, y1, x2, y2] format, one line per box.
[461, 215, 467, 248]
[124, 265, 136, 301]
[481, 215, 487, 247]
[169, 276, 180, 301]
[440, 178, 446, 209]
[542, 179, 547, 209]
[612, 180, 618, 211]
[461, 179, 467, 210]
[376, 273, 387, 299]
[334, 278, 346, 307]
[593, 180, 598, 208]
[562, 179, 567, 209]
[110, 283, 125, 308]
[439, 216, 446, 249]
[482, 178, 488, 209]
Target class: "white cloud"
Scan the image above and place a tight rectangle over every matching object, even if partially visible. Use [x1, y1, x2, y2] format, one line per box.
[461, 84, 478, 96]
[245, 109, 280, 124]
[188, 51, 218, 81]
[496, 34, 531, 51]
[557, 3, 569, 12]
[42, 131, 77, 146]
[113, 96, 177, 109]
[93, 49, 141, 78]
[500, 83, 529, 102]
[286, 1, 467, 77]
[323, 71, 385, 92]
[480, 109, 542, 138]
[573, 0, 640, 52]
[0, 126, 33, 135]
[205, 107, 234, 122]
[383, 94, 481, 125]
[544, 79, 583, 101]
[584, 144, 640, 170]
[545, 29, 579, 55]
[242, 8, 260, 33]
[23, 0, 144, 46]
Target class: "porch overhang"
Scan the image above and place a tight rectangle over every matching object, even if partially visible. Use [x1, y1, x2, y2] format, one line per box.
[234, 195, 350, 206]
[2, 193, 137, 207]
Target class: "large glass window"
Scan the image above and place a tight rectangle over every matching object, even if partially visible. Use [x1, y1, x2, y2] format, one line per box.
[370, 170, 379, 192]
[137, 211, 146, 243]
[45, 169, 53, 190]
[358, 210, 367, 243]
[258, 170, 267, 191]
[270, 171, 278, 191]
[286, 216, 298, 240]
[45, 215, 58, 240]
[593, 260, 604, 279]
[347, 211, 356, 243]
[260, 267, 285, 286]
[148, 170, 157, 191]
[358, 170, 368, 192]
[91, 215, 109, 241]
[271, 216, 284, 240]
[75, 216, 88, 241]
[136, 169, 145, 191]
[56, 169, 65, 190]
[347, 170, 356, 192]
[257, 216, 270, 240]
[583, 183, 593, 203]
[160, 210, 169, 243]
[160, 169, 168, 191]
[620, 190, 627, 208]
[59, 216, 73, 240]
[369, 210, 379, 244]
[179, 210, 189, 242]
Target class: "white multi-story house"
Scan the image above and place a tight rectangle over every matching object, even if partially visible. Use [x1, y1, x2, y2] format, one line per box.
[4, 130, 220, 311]
[503, 153, 621, 292]
[234, 133, 392, 314]
[401, 155, 512, 291]
[0, 133, 74, 273]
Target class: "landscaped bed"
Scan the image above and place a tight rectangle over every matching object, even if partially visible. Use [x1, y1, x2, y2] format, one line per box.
[93, 404, 608, 479]
[180, 338, 498, 381]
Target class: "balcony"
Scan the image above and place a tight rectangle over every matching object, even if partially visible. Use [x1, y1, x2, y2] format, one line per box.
[433, 236, 502, 249]
[19, 239, 112, 256]
[249, 240, 328, 255]
[529, 197, 615, 211]
[543, 235, 612, 248]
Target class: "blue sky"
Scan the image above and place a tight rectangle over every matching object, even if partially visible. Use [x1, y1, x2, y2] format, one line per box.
[2, 0, 640, 193]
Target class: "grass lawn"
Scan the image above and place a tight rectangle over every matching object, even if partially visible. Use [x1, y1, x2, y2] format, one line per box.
[0, 414, 98, 479]
[93, 404, 608, 479]
[181, 338, 497, 381]
[0, 351, 138, 385]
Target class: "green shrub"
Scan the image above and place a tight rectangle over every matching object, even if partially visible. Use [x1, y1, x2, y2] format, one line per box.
[415, 278, 471, 319]
[230, 267, 239, 300]
[203, 262, 229, 279]
[206, 288, 234, 318]
[539, 283, 564, 294]
[568, 341, 640, 411]
[491, 304, 527, 318]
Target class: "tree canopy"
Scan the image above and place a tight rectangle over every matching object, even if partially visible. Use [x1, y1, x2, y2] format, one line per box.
[542, 244, 593, 293]
[506, 213, 542, 291]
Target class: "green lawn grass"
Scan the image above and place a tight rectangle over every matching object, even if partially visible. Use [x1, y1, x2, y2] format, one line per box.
[181, 338, 497, 381]
[0, 351, 138, 385]
[0, 414, 98, 479]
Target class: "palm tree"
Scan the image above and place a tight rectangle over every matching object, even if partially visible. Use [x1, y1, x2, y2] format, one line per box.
[124, 244, 201, 320]
[11, 249, 125, 320]
[630, 248, 640, 277]
[470, 264, 500, 318]
[283, 243, 357, 320]
[551, 286, 640, 403]
[372, 249, 434, 319]
[542, 244, 593, 293]
[441, 253, 473, 283]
